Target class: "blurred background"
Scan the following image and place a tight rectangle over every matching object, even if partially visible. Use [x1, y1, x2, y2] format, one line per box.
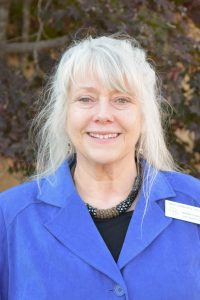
[0, 0, 200, 191]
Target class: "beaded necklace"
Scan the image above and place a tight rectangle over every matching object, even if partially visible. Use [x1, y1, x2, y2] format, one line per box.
[70, 163, 142, 219]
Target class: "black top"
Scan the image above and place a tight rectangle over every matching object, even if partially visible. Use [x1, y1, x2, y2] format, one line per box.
[69, 161, 134, 262]
[92, 210, 134, 262]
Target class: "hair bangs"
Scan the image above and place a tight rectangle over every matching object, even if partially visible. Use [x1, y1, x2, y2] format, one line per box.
[69, 46, 134, 95]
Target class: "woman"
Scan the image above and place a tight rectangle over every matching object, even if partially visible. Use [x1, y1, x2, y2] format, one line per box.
[0, 35, 200, 300]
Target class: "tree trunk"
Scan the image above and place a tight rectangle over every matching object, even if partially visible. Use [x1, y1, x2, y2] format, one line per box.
[0, 0, 10, 41]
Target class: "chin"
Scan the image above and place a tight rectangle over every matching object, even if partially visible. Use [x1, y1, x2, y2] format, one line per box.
[86, 153, 122, 166]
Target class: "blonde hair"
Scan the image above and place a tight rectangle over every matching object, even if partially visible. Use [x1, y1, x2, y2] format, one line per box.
[31, 34, 176, 183]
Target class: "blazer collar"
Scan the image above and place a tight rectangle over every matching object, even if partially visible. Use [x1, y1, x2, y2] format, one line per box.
[117, 170, 176, 269]
[37, 159, 176, 283]
[37, 159, 175, 207]
[37, 160, 76, 207]
[37, 159, 127, 286]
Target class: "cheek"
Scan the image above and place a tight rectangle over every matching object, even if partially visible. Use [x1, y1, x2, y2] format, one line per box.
[66, 110, 88, 140]
[66, 118, 78, 140]
[134, 109, 143, 130]
[125, 110, 142, 131]
[65, 110, 77, 139]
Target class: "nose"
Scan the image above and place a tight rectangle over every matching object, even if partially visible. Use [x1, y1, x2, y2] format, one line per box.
[93, 98, 114, 124]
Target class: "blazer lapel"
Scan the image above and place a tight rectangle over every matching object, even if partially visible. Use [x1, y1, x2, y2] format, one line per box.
[117, 171, 176, 269]
[37, 161, 124, 285]
[37, 160, 176, 281]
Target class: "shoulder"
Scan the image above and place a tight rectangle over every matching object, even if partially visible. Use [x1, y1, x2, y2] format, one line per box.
[0, 180, 40, 226]
[161, 170, 200, 204]
[162, 171, 200, 192]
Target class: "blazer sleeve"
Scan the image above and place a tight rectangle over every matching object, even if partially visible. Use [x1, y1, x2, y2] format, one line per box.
[0, 205, 8, 299]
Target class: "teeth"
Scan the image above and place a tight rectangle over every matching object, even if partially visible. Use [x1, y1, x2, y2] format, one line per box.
[89, 133, 118, 139]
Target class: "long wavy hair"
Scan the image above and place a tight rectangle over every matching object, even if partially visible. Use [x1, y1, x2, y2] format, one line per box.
[30, 34, 177, 220]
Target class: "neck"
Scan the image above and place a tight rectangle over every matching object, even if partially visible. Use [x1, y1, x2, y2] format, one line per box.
[73, 154, 138, 210]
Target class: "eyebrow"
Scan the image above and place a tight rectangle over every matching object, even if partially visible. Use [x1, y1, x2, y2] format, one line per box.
[76, 86, 98, 92]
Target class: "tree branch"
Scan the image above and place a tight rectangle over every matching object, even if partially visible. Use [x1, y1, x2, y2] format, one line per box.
[0, 35, 69, 54]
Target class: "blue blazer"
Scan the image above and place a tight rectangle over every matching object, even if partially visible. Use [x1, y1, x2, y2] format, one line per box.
[0, 161, 200, 300]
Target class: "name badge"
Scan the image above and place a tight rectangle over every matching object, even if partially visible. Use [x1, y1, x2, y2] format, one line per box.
[165, 200, 200, 225]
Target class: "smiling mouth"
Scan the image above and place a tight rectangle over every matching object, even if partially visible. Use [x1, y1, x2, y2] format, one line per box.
[87, 132, 121, 139]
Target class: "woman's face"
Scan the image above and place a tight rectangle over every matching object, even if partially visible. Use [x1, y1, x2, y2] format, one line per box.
[66, 75, 143, 166]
